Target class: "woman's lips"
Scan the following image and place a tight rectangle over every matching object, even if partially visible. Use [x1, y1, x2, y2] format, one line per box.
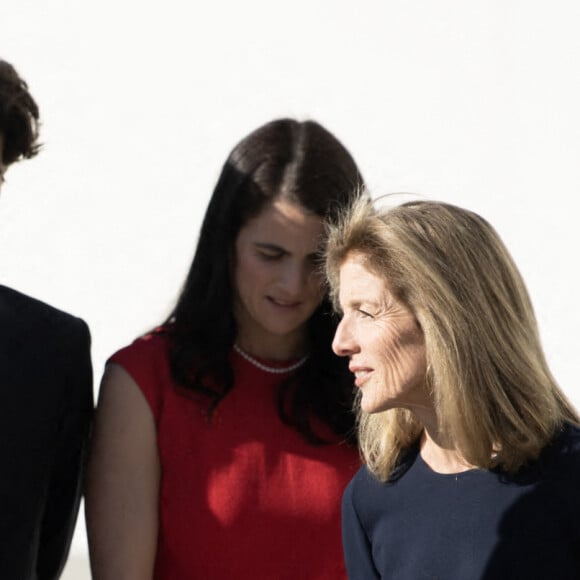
[267, 296, 301, 308]
[350, 366, 373, 387]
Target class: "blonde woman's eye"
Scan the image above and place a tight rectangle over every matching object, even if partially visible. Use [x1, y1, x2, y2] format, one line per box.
[358, 309, 373, 319]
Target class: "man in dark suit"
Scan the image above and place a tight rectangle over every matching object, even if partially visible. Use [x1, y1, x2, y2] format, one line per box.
[0, 59, 94, 579]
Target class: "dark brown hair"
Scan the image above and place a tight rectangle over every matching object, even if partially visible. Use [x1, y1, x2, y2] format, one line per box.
[165, 118, 365, 443]
[0, 59, 40, 166]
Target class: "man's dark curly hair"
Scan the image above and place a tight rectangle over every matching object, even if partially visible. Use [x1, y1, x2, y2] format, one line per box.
[0, 59, 40, 166]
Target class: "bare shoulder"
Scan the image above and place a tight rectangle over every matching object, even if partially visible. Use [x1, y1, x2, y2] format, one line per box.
[89, 363, 158, 466]
[97, 363, 151, 415]
[86, 363, 160, 580]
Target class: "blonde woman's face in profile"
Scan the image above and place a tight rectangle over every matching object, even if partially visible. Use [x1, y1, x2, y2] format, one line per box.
[332, 253, 429, 414]
[233, 199, 326, 352]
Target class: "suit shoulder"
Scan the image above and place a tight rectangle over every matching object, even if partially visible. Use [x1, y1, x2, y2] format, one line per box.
[0, 285, 88, 334]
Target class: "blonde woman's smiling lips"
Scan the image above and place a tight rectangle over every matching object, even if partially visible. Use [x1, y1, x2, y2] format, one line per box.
[349, 365, 373, 387]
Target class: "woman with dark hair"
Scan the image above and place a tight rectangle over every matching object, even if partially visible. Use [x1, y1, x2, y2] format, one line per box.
[86, 119, 365, 579]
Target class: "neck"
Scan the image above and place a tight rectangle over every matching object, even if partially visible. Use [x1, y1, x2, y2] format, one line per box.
[233, 297, 308, 361]
[419, 426, 474, 474]
[235, 331, 307, 362]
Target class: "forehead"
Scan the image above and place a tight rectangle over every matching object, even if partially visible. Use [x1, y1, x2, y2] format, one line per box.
[238, 199, 325, 250]
[337, 253, 389, 301]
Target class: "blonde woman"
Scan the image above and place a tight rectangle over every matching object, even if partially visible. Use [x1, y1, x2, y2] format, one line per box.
[326, 198, 580, 579]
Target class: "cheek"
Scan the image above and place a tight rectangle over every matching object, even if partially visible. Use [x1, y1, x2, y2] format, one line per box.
[307, 270, 325, 301]
[308, 280, 325, 310]
[236, 254, 265, 289]
[234, 264, 259, 308]
[393, 327, 427, 381]
[374, 325, 398, 355]
[375, 324, 424, 370]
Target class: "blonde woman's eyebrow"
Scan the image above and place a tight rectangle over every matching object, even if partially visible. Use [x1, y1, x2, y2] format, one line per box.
[343, 298, 382, 312]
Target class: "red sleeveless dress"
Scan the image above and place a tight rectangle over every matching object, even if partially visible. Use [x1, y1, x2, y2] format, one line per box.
[110, 332, 359, 579]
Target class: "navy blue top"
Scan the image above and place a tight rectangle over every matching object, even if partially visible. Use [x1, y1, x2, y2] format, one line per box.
[342, 424, 580, 579]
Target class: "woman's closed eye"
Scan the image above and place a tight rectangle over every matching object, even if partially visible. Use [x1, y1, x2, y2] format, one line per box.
[253, 242, 288, 262]
[256, 249, 286, 261]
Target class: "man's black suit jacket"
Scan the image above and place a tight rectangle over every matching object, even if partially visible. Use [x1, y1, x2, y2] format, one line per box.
[0, 285, 93, 580]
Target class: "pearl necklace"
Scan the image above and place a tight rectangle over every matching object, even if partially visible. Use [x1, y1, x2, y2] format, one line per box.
[233, 344, 308, 374]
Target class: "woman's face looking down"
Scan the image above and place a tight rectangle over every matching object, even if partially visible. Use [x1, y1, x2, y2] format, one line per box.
[233, 198, 326, 350]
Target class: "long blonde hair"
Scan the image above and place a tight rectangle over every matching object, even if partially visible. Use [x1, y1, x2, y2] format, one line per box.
[326, 197, 579, 481]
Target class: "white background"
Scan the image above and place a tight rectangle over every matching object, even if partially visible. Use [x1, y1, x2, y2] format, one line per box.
[2, 1, 579, 574]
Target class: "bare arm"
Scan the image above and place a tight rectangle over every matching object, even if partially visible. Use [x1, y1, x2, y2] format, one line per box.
[85, 363, 160, 580]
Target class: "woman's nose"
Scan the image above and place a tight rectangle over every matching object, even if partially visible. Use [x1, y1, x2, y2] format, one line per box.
[280, 262, 308, 297]
[332, 317, 358, 357]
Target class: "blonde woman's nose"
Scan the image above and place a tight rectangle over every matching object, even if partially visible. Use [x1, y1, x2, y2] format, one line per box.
[332, 317, 358, 357]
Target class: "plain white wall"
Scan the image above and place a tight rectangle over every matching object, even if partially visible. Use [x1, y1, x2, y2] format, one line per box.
[2, 0, 579, 559]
